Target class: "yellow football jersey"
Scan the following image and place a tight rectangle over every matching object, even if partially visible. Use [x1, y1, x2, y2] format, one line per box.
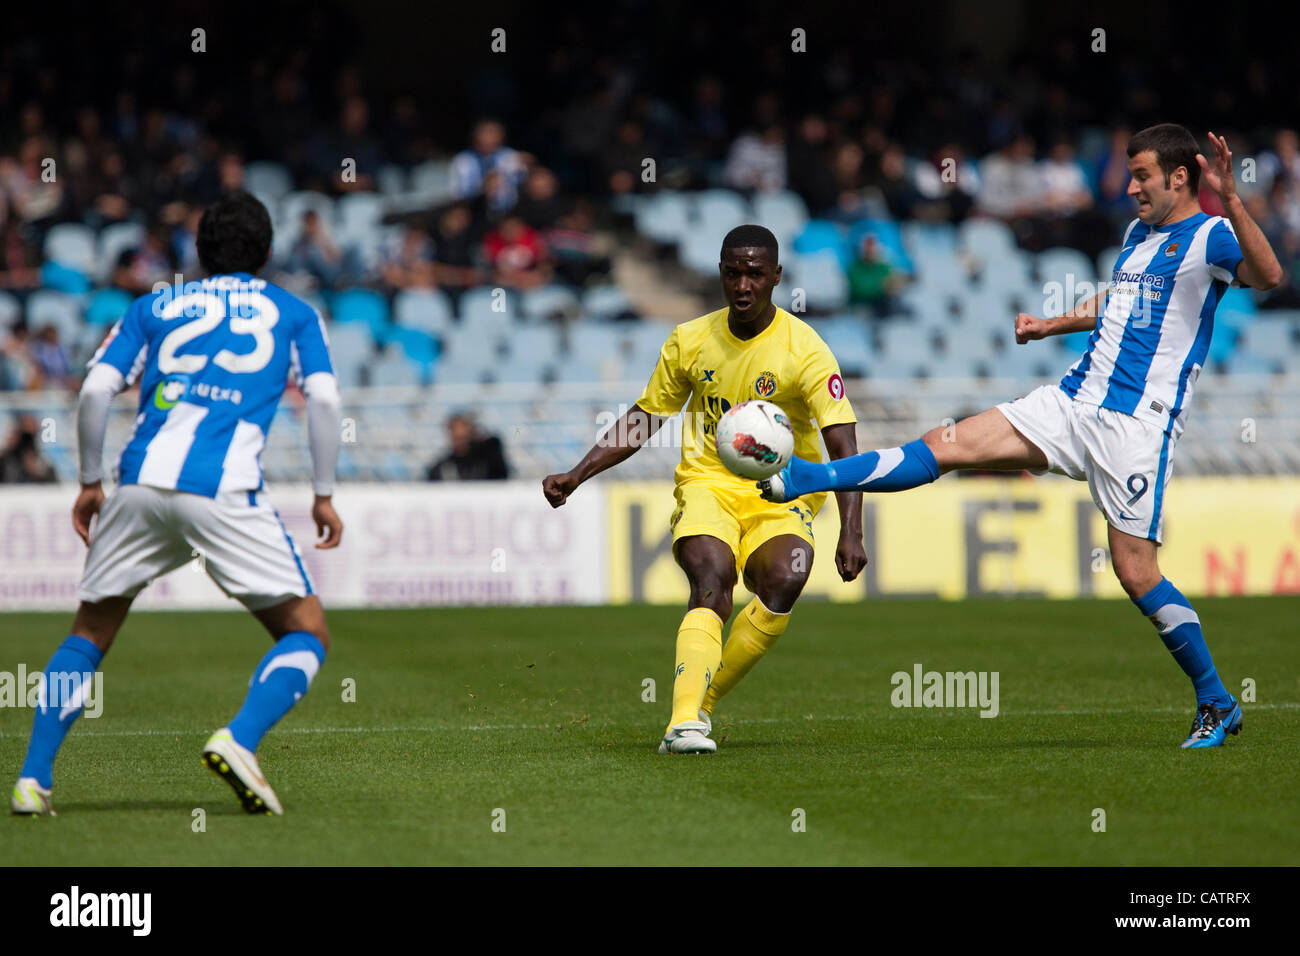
[636, 306, 856, 486]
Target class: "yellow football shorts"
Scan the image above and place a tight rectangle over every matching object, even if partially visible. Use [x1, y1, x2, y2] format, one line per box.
[669, 479, 824, 576]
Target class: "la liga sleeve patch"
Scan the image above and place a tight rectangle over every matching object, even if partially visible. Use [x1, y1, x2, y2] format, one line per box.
[828, 372, 844, 400]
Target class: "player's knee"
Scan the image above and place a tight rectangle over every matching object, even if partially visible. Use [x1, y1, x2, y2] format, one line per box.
[755, 566, 806, 613]
[1111, 555, 1160, 600]
[685, 567, 736, 618]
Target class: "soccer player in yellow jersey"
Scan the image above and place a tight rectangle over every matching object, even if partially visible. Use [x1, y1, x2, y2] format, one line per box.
[542, 224, 866, 753]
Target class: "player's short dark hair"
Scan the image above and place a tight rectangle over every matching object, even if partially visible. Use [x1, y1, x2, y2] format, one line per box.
[1128, 123, 1201, 194]
[721, 224, 779, 262]
[196, 191, 273, 276]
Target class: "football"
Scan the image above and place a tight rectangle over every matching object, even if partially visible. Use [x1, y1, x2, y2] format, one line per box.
[715, 399, 795, 479]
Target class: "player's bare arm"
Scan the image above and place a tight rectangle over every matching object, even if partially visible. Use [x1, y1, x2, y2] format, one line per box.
[1197, 132, 1284, 291]
[821, 422, 867, 581]
[1015, 288, 1108, 343]
[542, 403, 666, 508]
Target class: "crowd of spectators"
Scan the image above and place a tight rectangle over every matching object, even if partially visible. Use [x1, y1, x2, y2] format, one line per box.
[2, 8, 1299, 395]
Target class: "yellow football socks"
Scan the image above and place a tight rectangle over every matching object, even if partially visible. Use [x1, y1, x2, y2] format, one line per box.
[668, 607, 724, 731]
[701, 596, 790, 716]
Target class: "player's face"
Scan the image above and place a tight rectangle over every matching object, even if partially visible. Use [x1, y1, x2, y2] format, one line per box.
[720, 248, 781, 322]
[1127, 149, 1181, 225]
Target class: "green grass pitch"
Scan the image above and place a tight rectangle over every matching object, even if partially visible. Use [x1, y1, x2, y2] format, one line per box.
[2, 599, 1297, 865]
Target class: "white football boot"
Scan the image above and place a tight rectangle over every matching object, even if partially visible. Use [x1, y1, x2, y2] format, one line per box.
[11, 777, 55, 816]
[698, 710, 713, 736]
[658, 719, 717, 754]
[202, 728, 283, 815]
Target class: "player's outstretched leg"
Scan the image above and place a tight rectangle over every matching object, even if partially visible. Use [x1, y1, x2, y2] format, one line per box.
[203, 596, 329, 814]
[12, 599, 128, 816]
[1111, 529, 1240, 749]
[701, 534, 807, 720]
[761, 439, 939, 503]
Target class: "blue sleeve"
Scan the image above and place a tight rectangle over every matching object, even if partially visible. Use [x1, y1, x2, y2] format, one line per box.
[293, 304, 334, 380]
[94, 296, 151, 379]
[1206, 219, 1243, 283]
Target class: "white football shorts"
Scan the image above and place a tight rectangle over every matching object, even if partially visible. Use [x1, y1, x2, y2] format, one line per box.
[79, 484, 315, 609]
[996, 384, 1176, 543]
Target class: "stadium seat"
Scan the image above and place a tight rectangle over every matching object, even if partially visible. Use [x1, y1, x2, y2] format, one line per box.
[693, 189, 750, 238]
[792, 219, 849, 268]
[1237, 315, 1299, 356]
[96, 222, 146, 283]
[43, 224, 97, 277]
[811, 316, 873, 376]
[785, 251, 849, 311]
[753, 190, 809, 249]
[581, 284, 636, 321]
[520, 284, 580, 322]
[507, 326, 563, 366]
[636, 191, 692, 245]
[329, 288, 390, 343]
[876, 321, 938, 374]
[959, 218, 1018, 261]
[245, 161, 294, 203]
[392, 288, 454, 337]
[408, 160, 454, 204]
[376, 164, 408, 197]
[679, 228, 724, 275]
[25, 290, 84, 342]
[901, 221, 959, 260]
[337, 192, 387, 237]
[278, 191, 337, 243]
[566, 323, 623, 365]
[323, 322, 375, 389]
[0, 290, 20, 328]
[84, 287, 132, 326]
[40, 260, 92, 294]
[1037, 247, 1097, 304]
[459, 286, 519, 337]
[846, 218, 914, 274]
[369, 346, 424, 387]
[388, 326, 440, 375]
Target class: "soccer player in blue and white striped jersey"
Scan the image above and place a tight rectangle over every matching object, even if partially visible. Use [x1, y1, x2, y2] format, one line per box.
[762, 125, 1283, 748]
[11, 192, 344, 816]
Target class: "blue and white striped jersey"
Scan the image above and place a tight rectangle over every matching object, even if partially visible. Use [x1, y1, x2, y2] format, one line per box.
[92, 273, 334, 497]
[1059, 213, 1243, 437]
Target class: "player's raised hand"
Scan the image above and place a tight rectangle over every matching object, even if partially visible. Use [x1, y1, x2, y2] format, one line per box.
[1196, 132, 1235, 202]
[312, 495, 343, 549]
[72, 482, 105, 546]
[1015, 313, 1049, 344]
[542, 471, 579, 508]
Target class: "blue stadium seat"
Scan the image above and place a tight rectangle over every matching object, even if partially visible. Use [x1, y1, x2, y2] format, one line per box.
[507, 326, 562, 366]
[567, 323, 623, 366]
[1037, 247, 1096, 301]
[792, 219, 849, 268]
[337, 192, 387, 236]
[959, 218, 1017, 260]
[40, 261, 92, 294]
[85, 287, 132, 326]
[1237, 313, 1298, 356]
[96, 222, 146, 283]
[43, 224, 97, 277]
[329, 288, 390, 343]
[26, 290, 84, 342]
[876, 321, 937, 375]
[323, 322, 375, 389]
[388, 326, 439, 377]
[369, 346, 424, 387]
[392, 288, 454, 336]
[679, 228, 723, 275]
[459, 287, 519, 338]
[846, 218, 913, 275]
[811, 316, 873, 375]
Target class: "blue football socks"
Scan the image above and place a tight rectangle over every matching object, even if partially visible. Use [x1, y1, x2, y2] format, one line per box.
[228, 632, 326, 752]
[20, 635, 104, 789]
[788, 439, 940, 495]
[1133, 578, 1231, 707]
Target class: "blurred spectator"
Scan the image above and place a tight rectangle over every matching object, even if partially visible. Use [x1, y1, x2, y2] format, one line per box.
[0, 324, 38, 390]
[1, 137, 66, 230]
[787, 115, 838, 214]
[912, 143, 981, 222]
[1040, 140, 1093, 216]
[29, 325, 75, 390]
[515, 167, 566, 230]
[602, 120, 656, 197]
[379, 225, 436, 289]
[0, 220, 41, 291]
[282, 210, 363, 290]
[1260, 129, 1300, 193]
[977, 134, 1043, 219]
[449, 119, 528, 213]
[0, 415, 57, 482]
[872, 142, 923, 221]
[484, 215, 551, 289]
[724, 122, 787, 193]
[1095, 124, 1135, 224]
[431, 204, 482, 311]
[847, 234, 906, 315]
[113, 224, 175, 294]
[426, 413, 508, 481]
[312, 96, 380, 193]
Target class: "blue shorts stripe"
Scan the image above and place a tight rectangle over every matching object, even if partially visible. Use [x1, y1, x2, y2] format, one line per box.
[1147, 430, 1172, 541]
[272, 507, 313, 595]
